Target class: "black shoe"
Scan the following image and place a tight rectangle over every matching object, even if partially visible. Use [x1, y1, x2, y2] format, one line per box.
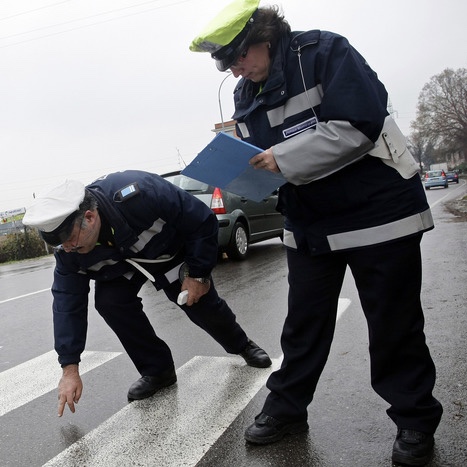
[244, 412, 309, 445]
[392, 429, 434, 466]
[127, 367, 177, 401]
[239, 340, 272, 368]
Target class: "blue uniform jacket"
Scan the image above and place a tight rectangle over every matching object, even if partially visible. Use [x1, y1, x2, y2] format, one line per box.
[52, 170, 219, 366]
[232, 30, 433, 255]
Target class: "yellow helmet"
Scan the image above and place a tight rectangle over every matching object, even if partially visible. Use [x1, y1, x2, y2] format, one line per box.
[189, 0, 260, 71]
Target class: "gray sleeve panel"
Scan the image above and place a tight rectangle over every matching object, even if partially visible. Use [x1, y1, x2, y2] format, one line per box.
[272, 120, 375, 185]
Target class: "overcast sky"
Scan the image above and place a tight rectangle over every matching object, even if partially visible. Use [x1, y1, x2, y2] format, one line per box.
[1, 0, 466, 213]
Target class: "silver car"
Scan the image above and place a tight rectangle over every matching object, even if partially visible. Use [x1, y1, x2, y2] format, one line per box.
[162, 171, 284, 260]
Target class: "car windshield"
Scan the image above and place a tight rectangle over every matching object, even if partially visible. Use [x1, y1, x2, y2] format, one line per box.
[164, 174, 210, 193]
[428, 171, 443, 177]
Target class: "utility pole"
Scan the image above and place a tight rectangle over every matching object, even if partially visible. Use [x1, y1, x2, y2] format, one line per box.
[218, 72, 232, 131]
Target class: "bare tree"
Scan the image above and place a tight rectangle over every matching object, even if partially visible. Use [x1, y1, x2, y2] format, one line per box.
[411, 68, 467, 160]
[407, 132, 434, 171]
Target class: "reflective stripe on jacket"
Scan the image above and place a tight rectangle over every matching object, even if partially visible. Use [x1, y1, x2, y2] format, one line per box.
[232, 30, 431, 255]
[52, 170, 219, 365]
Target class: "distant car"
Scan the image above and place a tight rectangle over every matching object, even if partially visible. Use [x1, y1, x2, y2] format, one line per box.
[162, 171, 284, 260]
[424, 170, 448, 190]
[446, 170, 459, 184]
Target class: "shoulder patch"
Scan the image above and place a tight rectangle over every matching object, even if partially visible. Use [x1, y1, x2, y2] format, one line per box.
[113, 183, 140, 202]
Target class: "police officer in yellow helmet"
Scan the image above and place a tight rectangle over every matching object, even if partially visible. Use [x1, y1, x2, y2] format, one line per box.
[190, 1, 442, 465]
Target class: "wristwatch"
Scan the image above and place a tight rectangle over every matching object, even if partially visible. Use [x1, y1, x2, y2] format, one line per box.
[179, 263, 211, 284]
[190, 276, 211, 284]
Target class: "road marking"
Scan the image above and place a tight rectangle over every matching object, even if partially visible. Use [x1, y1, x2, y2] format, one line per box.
[429, 181, 466, 209]
[0, 288, 50, 305]
[39, 298, 350, 466]
[43, 356, 282, 467]
[337, 298, 351, 321]
[0, 350, 121, 417]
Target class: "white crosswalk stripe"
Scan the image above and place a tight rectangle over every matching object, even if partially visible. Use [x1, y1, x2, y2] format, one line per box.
[42, 298, 351, 467]
[337, 298, 351, 320]
[43, 356, 282, 467]
[0, 350, 121, 417]
[0, 298, 351, 466]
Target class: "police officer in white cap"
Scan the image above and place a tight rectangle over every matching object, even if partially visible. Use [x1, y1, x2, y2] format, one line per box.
[23, 170, 271, 416]
[191, 1, 442, 464]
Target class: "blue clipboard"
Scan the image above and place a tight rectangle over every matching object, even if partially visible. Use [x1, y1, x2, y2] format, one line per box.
[181, 132, 286, 202]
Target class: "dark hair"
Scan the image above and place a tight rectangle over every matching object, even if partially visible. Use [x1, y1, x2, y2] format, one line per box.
[247, 6, 291, 49]
[75, 190, 98, 228]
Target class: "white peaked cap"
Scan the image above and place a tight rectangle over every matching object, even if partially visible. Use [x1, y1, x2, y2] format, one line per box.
[23, 179, 85, 232]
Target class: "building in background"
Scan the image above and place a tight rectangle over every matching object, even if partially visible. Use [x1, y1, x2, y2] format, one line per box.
[212, 120, 237, 138]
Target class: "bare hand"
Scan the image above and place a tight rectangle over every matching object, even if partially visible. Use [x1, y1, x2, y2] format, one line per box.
[180, 277, 211, 306]
[58, 364, 83, 416]
[250, 148, 280, 173]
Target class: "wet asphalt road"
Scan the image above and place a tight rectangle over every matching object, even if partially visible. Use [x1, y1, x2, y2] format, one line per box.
[0, 181, 466, 466]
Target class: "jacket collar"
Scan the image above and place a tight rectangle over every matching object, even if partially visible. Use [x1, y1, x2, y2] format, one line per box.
[232, 30, 321, 119]
[232, 33, 290, 118]
[289, 29, 320, 53]
[86, 186, 139, 253]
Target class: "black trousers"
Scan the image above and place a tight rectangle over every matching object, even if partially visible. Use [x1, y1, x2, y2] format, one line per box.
[93, 275, 248, 376]
[263, 234, 443, 434]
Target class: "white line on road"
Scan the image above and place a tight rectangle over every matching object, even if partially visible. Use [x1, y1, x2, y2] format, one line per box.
[43, 356, 282, 467]
[0, 288, 50, 305]
[0, 350, 121, 417]
[337, 298, 351, 321]
[42, 298, 351, 467]
[429, 181, 466, 209]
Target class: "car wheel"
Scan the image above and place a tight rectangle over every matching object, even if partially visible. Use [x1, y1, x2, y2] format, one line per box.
[425, 186, 430, 190]
[226, 222, 248, 260]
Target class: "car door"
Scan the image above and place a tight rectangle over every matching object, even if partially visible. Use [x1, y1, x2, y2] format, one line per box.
[239, 191, 283, 242]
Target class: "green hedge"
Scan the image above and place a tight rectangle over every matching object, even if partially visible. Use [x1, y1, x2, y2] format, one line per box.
[0, 228, 51, 263]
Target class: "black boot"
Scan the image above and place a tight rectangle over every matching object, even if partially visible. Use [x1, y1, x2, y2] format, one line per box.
[244, 412, 309, 444]
[392, 429, 434, 466]
[239, 340, 272, 368]
[127, 367, 177, 401]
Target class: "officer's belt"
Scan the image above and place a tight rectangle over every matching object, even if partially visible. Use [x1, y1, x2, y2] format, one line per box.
[125, 251, 184, 289]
